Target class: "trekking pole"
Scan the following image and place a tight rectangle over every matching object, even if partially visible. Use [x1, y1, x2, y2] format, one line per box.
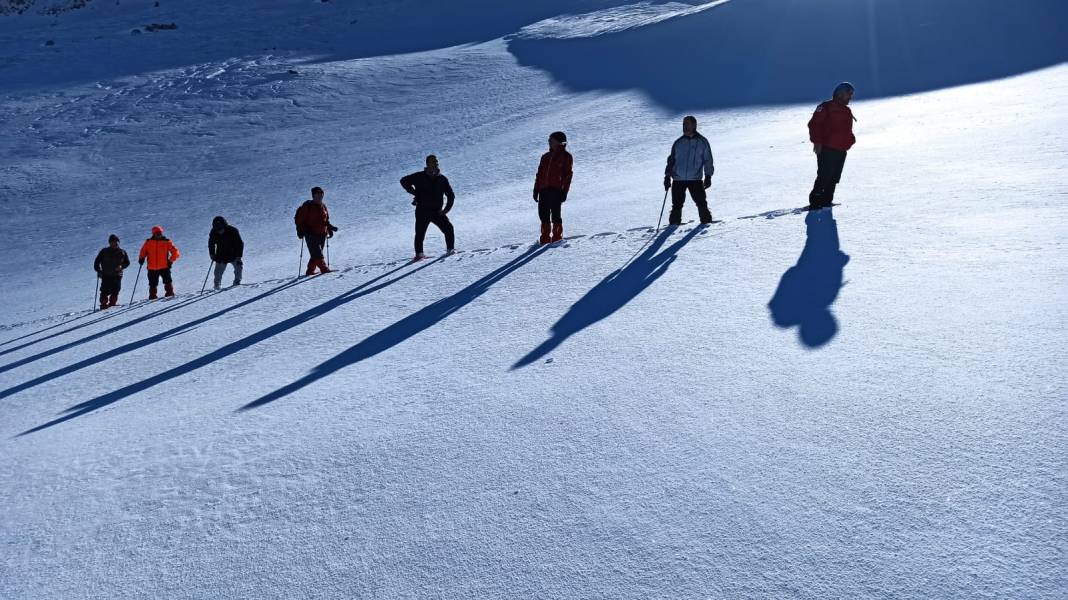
[200, 261, 214, 293]
[129, 263, 143, 305]
[297, 240, 304, 278]
[93, 275, 100, 312]
[654, 187, 670, 234]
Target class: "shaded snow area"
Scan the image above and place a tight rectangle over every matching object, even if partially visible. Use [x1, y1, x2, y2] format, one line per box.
[1, 1, 1067, 598]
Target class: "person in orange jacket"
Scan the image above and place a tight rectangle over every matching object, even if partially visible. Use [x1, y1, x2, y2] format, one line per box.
[138, 225, 181, 299]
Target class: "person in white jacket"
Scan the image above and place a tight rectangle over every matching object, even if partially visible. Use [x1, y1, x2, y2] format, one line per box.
[663, 115, 715, 224]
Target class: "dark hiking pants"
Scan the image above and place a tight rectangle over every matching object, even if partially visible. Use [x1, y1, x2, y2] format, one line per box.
[810, 148, 848, 208]
[537, 189, 565, 224]
[305, 233, 326, 261]
[415, 210, 455, 254]
[670, 180, 712, 224]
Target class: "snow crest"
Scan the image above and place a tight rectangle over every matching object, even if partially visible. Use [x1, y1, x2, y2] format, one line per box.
[513, 0, 730, 40]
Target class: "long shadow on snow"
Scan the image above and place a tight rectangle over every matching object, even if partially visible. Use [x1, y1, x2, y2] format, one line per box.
[20, 261, 435, 435]
[0, 293, 214, 378]
[242, 246, 548, 410]
[1, 280, 310, 402]
[767, 209, 850, 348]
[514, 226, 702, 369]
[0, 303, 147, 357]
[508, 0, 1068, 112]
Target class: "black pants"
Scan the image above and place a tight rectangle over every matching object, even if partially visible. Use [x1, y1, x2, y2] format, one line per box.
[99, 275, 122, 295]
[810, 148, 847, 207]
[670, 180, 712, 224]
[415, 210, 455, 254]
[537, 189, 565, 224]
[147, 268, 173, 287]
[305, 233, 326, 260]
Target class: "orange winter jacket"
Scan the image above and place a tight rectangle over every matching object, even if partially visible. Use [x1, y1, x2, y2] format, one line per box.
[139, 236, 180, 270]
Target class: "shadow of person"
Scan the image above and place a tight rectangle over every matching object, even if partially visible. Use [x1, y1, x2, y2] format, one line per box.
[18, 260, 436, 436]
[767, 209, 850, 348]
[241, 245, 549, 410]
[513, 225, 704, 369]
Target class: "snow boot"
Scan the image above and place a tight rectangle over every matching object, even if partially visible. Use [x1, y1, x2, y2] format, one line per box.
[164, 283, 175, 297]
[108, 293, 119, 307]
[551, 223, 563, 242]
[315, 258, 332, 274]
[305, 258, 317, 276]
[99, 293, 109, 310]
[149, 287, 158, 300]
[539, 223, 551, 245]
[445, 248, 457, 256]
[698, 206, 713, 224]
[668, 207, 682, 226]
[413, 253, 428, 261]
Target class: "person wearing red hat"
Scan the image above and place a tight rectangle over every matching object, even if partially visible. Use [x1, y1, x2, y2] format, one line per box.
[138, 225, 181, 299]
[533, 131, 573, 244]
[93, 234, 130, 309]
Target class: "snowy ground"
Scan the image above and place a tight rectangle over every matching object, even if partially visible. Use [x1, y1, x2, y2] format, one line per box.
[1, 1, 1066, 598]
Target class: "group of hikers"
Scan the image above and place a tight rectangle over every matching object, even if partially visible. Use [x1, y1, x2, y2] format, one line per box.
[92, 82, 857, 311]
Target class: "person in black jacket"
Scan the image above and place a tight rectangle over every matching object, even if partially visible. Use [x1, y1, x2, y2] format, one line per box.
[208, 216, 244, 289]
[400, 155, 455, 260]
[94, 234, 131, 309]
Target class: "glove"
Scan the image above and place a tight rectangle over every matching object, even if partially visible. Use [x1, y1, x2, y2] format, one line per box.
[328, 224, 339, 232]
[209, 254, 216, 262]
[138, 259, 144, 266]
[561, 191, 568, 203]
[703, 176, 712, 190]
[533, 190, 539, 202]
[813, 143, 822, 155]
[328, 224, 338, 238]
[296, 229, 304, 240]
[663, 176, 671, 191]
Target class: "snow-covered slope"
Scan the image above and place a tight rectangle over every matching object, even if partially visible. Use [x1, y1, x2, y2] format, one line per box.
[1, 1, 1066, 598]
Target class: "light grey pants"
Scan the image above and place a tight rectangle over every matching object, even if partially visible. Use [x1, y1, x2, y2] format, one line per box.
[214, 259, 243, 289]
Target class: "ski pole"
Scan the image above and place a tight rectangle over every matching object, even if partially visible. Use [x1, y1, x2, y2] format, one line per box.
[93, 275, 100, 312]
[326, 235, 330, 269]
[129, 262, 143, 305]
[655, 187, 670, 234]
[298, 240, 304, 278]
[200, 261, 214, 293]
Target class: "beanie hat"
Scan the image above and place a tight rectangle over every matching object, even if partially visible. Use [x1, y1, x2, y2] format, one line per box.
[108, 234, 119, 243]
[833, 82, 855, 97]
[212, 216, 227, 228]
[151, 225, 164, 235]
[549, 131, 567, 145]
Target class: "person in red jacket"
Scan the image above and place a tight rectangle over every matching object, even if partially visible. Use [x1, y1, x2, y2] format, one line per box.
[294, 186, 337, 275]
[138, 225, 181, 299]
[533, 131, 573, 244]
[808, 82, 856, 209]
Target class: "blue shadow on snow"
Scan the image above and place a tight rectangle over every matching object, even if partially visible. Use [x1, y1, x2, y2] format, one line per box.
[507, 0, 1068, 111]
[18, 261, 433, 436]
[767, 208, 849, 348]
[513, 225, 703, 368]
[242, 245, 548, 410]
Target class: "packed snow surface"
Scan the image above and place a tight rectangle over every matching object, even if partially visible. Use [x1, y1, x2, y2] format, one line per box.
[1, 1, 1066, 598]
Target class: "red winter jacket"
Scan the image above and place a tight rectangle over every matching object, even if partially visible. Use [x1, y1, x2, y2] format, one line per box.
[295, 200, 331, 237]
[808, 100, 856, 151]
[534, 148, 573, 193]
